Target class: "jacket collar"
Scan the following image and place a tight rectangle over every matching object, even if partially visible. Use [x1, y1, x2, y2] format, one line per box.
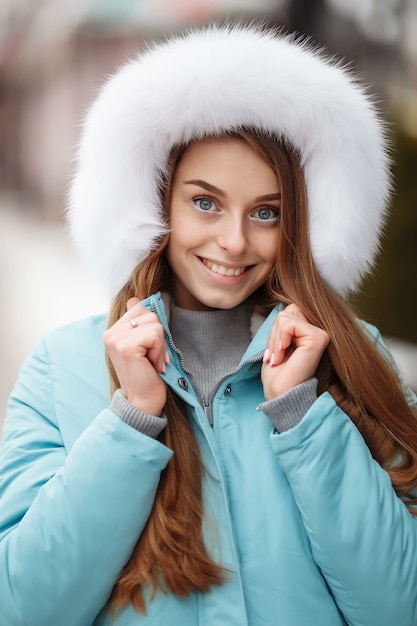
[144, 292, 284, 363]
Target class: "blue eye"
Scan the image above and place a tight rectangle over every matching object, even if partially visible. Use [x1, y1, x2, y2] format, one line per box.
[253, 207, 280, 222]
[193, 197, 216, 212]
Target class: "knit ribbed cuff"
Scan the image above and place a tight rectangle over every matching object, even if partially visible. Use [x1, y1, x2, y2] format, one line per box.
[259, 378, 318, 433]
[109, 389, 167, 438]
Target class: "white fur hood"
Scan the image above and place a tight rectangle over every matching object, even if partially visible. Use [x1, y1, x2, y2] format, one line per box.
[68, 25, 391, 297]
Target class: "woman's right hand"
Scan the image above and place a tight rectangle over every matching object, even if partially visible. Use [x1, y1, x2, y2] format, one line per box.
[103, 298, 168, 416]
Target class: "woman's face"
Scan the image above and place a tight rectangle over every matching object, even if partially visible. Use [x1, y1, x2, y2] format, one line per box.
[166, 136, 281, 311]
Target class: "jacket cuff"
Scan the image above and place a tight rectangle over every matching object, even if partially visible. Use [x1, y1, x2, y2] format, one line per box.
[259, 378, 318, 432]
[109, 389, 167, 438]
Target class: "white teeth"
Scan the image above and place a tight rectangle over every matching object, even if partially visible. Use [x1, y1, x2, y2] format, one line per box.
[203, 259, 246, 276]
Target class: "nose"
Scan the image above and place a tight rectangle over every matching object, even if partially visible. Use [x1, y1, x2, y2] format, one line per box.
[217, 213, 249, 256]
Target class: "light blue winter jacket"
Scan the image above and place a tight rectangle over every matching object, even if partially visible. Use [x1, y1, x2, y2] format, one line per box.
[1, 292, 417, 626]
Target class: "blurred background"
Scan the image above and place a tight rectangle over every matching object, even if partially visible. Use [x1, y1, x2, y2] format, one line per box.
[1, 0, 416, 433]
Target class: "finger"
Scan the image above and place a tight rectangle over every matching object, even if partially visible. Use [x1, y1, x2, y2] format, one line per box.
[127, 297, 140, 311]
[277, 314, 329, 355]
[121, 303, 157, 329]
[266, 312, 297, 353]
[131, 320, 168, 371]
[125, 310, 160, 329]
[123, 301, 148, 319]
[141, 324, 169, 371]
[111, 323, 168, 373]
[266, 311, 309, 366]
[282, 303, 307, 321]
[106, 307, 169, 370]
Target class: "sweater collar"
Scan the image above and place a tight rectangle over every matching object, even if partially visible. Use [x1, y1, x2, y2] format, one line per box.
[145, 292, 284, 362]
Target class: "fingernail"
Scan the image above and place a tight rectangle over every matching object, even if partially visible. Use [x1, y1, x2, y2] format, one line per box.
[270, 353, 276, 367]
[165, 351, 170, 365]
[263, 348, 270, 363]
[162, 363, 166, 374]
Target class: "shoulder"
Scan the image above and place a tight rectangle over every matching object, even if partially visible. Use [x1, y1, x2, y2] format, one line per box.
[40, 313, 108, 357]
[359, 319, 384, 344]
[359, 319, 417, 410]
[7, 314, 111, 449]
[38, 312, 111, 407]
[13, 313, 108, 392]
[32, 313, 110, 393]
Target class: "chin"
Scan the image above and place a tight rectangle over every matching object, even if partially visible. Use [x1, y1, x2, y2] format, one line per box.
[204, 295, 247, 310]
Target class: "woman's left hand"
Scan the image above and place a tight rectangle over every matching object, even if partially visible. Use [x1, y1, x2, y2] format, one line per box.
[261, 304, 329, 400]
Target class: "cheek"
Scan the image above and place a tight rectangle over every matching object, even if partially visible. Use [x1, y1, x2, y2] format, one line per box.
[167, 222, 186, 254]
[259, 232, 278, 266]
[167, 228, 195, 272]
[166, 232, 178, 266]
[169, 216, 207, 255]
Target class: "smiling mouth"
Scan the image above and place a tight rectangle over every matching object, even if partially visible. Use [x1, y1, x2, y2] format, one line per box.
[201, 258, 249, 277]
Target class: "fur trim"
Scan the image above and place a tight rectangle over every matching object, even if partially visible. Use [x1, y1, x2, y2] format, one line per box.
[68, 25, 391, 296]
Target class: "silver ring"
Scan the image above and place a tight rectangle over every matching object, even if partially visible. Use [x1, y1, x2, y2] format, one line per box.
[128, 318, 138, 328]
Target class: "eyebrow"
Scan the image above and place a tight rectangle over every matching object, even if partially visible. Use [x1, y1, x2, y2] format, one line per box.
[184, 179, 281, 202]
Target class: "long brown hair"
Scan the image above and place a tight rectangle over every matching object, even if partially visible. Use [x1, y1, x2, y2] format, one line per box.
[107, 129, 417, 613]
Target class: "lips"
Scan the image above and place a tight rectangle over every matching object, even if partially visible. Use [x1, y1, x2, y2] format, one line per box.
[201, 258, 247, 276]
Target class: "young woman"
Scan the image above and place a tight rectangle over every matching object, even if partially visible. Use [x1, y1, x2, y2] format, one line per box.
[1, 25, 417, 626]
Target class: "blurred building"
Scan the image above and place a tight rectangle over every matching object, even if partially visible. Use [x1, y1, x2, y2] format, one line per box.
[1, 1, 416, 211]
[1, 0, 416, 213]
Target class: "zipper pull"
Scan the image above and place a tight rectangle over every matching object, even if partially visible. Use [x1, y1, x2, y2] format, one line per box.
[202, 394, 214, 426]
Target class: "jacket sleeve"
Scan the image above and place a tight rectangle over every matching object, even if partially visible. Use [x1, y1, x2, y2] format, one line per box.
[271, 344, 417, 625]
[0, 337, 173, 626]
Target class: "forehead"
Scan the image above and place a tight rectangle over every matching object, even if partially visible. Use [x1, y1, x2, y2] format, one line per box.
[180, 135, 259, 162]
[174, 135, 278, 183]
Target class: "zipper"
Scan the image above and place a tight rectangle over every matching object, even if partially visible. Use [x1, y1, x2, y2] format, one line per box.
[201, 394, 214, 426]
[197, 354, 263, 426]
[150, 298, 265, 425]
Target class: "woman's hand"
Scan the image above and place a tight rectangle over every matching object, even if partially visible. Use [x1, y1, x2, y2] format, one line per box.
[261, 304, 329, 400]
[103, 298, 168, 416]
